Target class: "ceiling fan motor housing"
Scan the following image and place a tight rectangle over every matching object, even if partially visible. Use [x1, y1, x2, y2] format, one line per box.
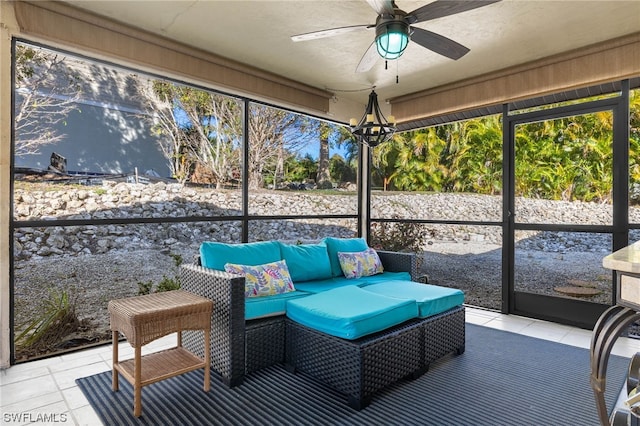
[375, 10, 411, 60]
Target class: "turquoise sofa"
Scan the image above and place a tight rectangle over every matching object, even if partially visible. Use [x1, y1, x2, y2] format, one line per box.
[199, 237, 421, 320]
[180, 237, 465, 406]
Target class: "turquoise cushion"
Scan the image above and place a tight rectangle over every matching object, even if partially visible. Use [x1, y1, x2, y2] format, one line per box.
[286, 285, 418, 340]
[279, 242, 332, 282]
[200, 241, 281, 271]
[293, 271, 412, 294]
[323, 237, 369, 277]
[293, 276, 358, 294]
[362, 280, 464, 318]
[351, 271, 412, 286]
[245, 291, 309, 320]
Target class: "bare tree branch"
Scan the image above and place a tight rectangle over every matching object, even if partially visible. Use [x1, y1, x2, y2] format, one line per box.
[14, 45, 82, 157]
[136, 79, 194, 184]
[248, 104, 316, 189]
[136, 81, 242, 187]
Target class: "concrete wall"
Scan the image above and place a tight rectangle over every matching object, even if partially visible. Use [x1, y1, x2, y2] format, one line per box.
[15, 102, 171, 177]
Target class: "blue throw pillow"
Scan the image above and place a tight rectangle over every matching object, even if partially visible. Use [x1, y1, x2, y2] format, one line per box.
[200, 241, 281, 271]
[279, 242, 332, 282]
[323, 237, 369, 277]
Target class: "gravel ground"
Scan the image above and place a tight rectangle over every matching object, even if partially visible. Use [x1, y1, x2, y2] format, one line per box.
[13, 249, 184, 361]
[423, 241, 612, 310]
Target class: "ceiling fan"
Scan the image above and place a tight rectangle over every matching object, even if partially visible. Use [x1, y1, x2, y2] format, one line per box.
[291, 0, 501, 72]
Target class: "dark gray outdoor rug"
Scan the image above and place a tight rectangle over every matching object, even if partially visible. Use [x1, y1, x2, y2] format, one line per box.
[77, 324, 629, 426]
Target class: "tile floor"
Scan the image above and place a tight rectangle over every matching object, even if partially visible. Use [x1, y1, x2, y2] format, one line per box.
[2, 306, 639, 425]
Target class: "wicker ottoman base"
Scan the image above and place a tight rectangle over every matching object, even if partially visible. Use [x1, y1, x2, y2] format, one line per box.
[184, 315, 285, 387]
[285, 306, 465, 410]
[246, 316, 285, 374]
[423, 306, 466, 364]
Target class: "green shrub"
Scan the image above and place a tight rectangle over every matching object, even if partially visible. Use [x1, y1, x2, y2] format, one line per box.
[137, 253, 182, 295]
[156, 275, 180, 292]
[170, 253, 183, 267]
[137, 280, 154, 295]
[370, 219, 424, 254]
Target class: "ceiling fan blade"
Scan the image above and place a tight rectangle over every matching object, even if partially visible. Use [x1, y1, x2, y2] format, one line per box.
[356, 42, 379, 73]
[406, 0, 501, 24]
[410, 27, 470, 60]
[292, 25, 372, 42]
[365, 0, 395, 16]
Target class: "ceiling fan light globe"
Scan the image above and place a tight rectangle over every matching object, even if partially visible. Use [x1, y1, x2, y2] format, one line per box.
[376, 32, 408, 59]
[375, 18, 410, 60]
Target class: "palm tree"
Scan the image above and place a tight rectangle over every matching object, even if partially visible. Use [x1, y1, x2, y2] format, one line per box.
[317, 123, 354, 188]
[316, 123, 332, 189]
[446, 115, 503, 194]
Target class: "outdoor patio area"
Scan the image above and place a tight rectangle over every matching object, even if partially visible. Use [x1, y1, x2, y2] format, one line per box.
[1, 6, 640, 425]
[2, 306, 639, 425]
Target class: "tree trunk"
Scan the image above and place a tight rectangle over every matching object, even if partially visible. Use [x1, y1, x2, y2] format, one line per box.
[317, 134, 331, 189]
[275, 143, 284, 189]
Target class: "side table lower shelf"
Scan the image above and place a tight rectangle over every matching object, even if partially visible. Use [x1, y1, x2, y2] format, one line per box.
[114, 346, 209, 388]
[108, 290, 213, 417]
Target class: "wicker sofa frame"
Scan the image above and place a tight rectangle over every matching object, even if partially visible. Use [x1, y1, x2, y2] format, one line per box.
[181, 250, 420, 388]
[285, 306, 465, 409]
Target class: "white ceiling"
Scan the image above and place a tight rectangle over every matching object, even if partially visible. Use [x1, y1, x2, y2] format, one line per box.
[64, 0, 640, 114]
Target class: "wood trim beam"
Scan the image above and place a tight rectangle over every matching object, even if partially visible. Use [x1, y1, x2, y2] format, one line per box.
[13, 1, 332, 113]
[391, 32, 640, 123]
[0, 1, 19, 369]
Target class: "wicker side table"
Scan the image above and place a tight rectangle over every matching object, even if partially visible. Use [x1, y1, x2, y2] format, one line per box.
[109, 290, 213, 417]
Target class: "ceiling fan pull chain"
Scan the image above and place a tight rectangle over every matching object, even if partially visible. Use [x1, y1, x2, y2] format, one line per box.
[396, 58, 399, 84]
[385, 60, 388, 70]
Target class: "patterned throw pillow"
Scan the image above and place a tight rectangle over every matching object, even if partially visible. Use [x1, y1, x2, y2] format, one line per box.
[224, 260, 296, 298]
[337, 247, 384, 279]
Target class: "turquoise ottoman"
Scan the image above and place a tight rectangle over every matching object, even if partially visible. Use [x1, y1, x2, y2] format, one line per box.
[362, 280, 464, 318]
[285, 285, 418, 340]
[284, 284, 466, 409]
